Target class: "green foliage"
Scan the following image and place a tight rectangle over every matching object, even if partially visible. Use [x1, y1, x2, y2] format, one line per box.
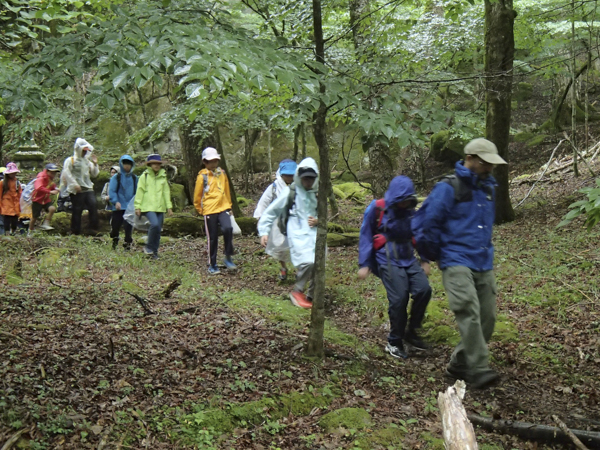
[558, 179, 600, 230]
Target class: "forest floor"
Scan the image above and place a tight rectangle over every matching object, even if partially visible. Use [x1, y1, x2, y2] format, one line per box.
[1, 147, 600, 449]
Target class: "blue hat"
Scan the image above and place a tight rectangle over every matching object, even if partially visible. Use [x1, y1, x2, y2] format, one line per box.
[279, 159, 297, 175]
[145, 154, 164, 165]
[45, 163, 60, 172]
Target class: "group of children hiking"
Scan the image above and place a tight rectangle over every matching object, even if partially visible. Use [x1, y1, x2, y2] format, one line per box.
[3, 136, 504, 389]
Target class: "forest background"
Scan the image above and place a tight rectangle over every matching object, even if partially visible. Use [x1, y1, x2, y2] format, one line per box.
[1, 0, 600, 448]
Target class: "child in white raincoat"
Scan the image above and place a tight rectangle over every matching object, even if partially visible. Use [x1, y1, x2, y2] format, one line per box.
[254, 159, 297, 280]
[258, 158, 319, 309]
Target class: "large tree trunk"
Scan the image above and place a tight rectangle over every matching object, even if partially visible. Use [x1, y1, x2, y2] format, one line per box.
[216, 126, 242, 217]
[484, 0, 516, 224]
[179, 123, 212, 205]
[306, 0, 330, 358]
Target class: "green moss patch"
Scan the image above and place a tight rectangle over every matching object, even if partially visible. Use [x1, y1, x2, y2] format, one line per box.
[355, 424, 406, 449]
[169, 183, 188, 212]
[318, 407, 372, 432]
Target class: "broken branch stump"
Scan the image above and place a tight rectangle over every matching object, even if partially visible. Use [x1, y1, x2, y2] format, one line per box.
[438, 380, 479, 450]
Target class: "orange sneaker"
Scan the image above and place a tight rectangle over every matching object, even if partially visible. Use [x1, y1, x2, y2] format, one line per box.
[289, 291, 312, 308]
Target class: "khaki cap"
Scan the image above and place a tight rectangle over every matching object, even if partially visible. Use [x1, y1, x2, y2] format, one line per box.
[464, 138, 507, 165]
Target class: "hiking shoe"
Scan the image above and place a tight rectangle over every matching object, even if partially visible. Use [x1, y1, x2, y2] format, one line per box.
[151, 253, 159, 260]
[39, 223, 54, 231]
[444, 365, 469, 382]
[224, 258, 237, 270]
[123, 242, 132, 251]
[405, 330, 430, 350]
[112, 240, 119, 250]
[208, 265, 221, 275]
[385, 342, 408, 359]
[470, 370, 500, 390]
[278, 269, 287, 281]
[289, 291, 312, 308]
[143, 247, 154, 255]
[27, 231, 34, 238]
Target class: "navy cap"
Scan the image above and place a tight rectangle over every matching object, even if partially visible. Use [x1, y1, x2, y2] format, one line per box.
[45, 163, 60, 172]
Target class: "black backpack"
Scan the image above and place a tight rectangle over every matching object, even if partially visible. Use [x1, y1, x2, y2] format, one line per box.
[277, 184, 297, 236]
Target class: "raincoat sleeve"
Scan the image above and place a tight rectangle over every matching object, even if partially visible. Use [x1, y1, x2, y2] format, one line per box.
[34, 175, 52, 199]
[358, 201, 377, 269]
[254, 184, 275, 218]
[89, 159, 99, 178]
[108, 175, 119, 205]
[62, 157, 77, 189]
[421, 182, 453, 247]
[164, 180, 172, 210]
[193, 172, 205, 215]
[257, 186, 290, 237]
[134, 173, 146, 210]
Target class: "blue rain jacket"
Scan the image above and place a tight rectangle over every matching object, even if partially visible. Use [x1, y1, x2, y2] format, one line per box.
[109, 155, 137, 209]
[358, 176, 418, 275]
[421, 161, 496, 272]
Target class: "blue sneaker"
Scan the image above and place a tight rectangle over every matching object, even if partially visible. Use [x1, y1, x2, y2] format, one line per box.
[223, 258, 237, 270]
[208, 265, 221, 275]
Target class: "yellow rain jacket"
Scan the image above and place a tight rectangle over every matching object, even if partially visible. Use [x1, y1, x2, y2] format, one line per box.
[193, 168, 232, 216]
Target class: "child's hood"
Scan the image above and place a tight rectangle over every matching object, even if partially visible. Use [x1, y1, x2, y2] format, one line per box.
[118, 155, 135, 175]
[293, 157, 319, 193]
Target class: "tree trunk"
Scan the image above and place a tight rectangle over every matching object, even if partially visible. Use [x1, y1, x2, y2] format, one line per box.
[293, 124, 301, 161]
[179, 123, 214, 205]
[135, 86, 154, 152]
[438, 381, 479, 449]
[243, 128, 261, 191]
[306, 0, 329, 358]
[216, 126, 243, 217]
[484, 0, 516, 224]
[301, 122, 307, 160]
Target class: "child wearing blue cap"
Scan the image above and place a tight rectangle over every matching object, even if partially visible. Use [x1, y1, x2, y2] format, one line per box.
[254, 159, 297, 280]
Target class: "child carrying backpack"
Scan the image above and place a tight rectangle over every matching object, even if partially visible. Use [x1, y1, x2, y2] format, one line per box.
[28, 163, 61, 237]
[102, 166, 120, 211]
[254, 159, 297, 280]
[358, 175, 432, 359]
[108, 156, 136, 250]
[193, 147, 237, 275]
[258, 158, 319, 309]
[0, 163, 23, 235]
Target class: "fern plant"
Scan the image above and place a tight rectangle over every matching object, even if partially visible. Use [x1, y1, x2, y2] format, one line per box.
[558, 179, 600, 230]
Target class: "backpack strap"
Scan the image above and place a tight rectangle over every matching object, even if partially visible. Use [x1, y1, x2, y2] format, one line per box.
[116, 173, 121, 194]
[374, 198, 386, 229]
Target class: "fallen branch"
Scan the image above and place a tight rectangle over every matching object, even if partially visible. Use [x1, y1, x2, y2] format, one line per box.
[162, 279, 182, 299]
[438, 380, 478, 449]
[553, 415, 590, 450]
[468, 415, 600, 447]
[1, 428, 30, 450]
[515, 139, 565, 208]
[0, 330, 25, 343]
[125, 291, 155, 315]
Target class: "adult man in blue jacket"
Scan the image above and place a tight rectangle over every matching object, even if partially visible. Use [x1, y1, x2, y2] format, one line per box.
[421, 138, 506, 389]
[358, 175, 432, 359]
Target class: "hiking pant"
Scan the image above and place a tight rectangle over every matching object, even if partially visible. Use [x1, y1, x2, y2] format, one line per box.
[3, 215, 18, 234]
[110, 210, 133, 246]
[295, 262, 315, 299]
[144, 212, 164, 254]
[70, 190, 98, 235]
[442, 266, 497, 375]
[379, 260, 431, 347]
[204, 210, 233, 267]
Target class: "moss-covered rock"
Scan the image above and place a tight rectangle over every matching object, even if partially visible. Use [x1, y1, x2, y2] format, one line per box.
[318, 407, 372, 432]
[235, 216, 258, 235]
[335, 182, 370, 202]
[50, 211, 112, 235]
[169, 183, 188, 212]
[327, 223, 346, 233]
[430, 131, 467, 163]
[237, 196, 252, 209]
[526, 134, 548, 147]
[332, 186, 346, 199]
[513, 131, 535, 143]
[327, 232, 360, 247]
[163, 216, 204, 237]
[93, 171, 112, 194]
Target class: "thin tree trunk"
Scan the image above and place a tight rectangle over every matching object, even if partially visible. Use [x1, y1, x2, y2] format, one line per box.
[267, 121, 273, 176]
[484, 0, 516, 224]
[293, 124, 301, 161]
[306, 0, 329, 358]
[571, 0, 579, 177]
[243, 128, 261, 191]
[215, 126, 242, 217]
[135, 86, 154, 152]
[179, 123, 213, 204]
[0, 125, 3, 163]
[301, 123, 307, 160]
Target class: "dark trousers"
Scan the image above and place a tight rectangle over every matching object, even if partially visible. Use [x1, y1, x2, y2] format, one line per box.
[110, 210, 133, 244]
[3, 215, 18, 234]
[379, 260, 432, 346]
[204, 210, 233, 266]
[70, 191, 98, 235]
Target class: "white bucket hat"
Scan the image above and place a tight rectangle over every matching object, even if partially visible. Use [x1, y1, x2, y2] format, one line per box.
[202, 147, 220, 161]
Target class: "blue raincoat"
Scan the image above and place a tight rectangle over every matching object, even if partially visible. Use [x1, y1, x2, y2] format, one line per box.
[108, 155, 137, 209]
